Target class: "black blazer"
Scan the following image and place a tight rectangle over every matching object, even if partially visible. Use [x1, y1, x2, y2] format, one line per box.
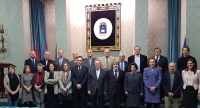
[107, 69, 125, 97]
[156, 55, 168, 75]
[87, 69, 107, 96]
[162, 71, 182, 98]
[118, 61, 129, 73]
[128, 54, 147, 74]
[39, 59, 54, 71]
[71, 65, 88, 87]
[24, 58, 39, 73]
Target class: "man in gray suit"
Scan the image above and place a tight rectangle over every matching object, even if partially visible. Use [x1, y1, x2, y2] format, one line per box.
[83, 49, 97, 70]
[54, 49, 69, 71]
[69, 52, 78, 68]
[88, 59, 107, 108]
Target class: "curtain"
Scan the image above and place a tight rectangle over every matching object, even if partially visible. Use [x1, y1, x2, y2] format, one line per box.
[30, 0, 47, 60]
[167, 0, 179, 63]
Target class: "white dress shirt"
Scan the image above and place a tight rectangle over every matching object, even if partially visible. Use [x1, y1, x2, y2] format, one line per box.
[96, 69, 100, 79]
[135, 55, 140, 72]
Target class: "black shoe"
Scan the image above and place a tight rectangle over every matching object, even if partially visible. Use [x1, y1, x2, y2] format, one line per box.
[140, 102, 145, 106]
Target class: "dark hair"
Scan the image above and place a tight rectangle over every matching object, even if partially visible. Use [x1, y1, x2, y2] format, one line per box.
[185, 59, 197, 74]
[134, 45, 141, 50]
[47, 62, 56, 72]
[182, 46, 190, 52]
[128, 62, 138, 72]
[147, 57, 157, 67]
[154, 47, 161, 52]
[77, 56, 84, 61]
[62, 62, 71, 71]
[23, 65, 31, 73]
[8, 65, 15, 72]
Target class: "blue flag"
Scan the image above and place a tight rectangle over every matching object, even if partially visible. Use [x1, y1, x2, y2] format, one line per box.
[181, 37, 187, 57]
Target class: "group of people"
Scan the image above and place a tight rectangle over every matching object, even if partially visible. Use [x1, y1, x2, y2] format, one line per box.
[3, 45, 200, 108]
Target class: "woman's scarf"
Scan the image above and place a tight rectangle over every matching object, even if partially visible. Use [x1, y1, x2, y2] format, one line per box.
[35, 70, 45, 85]
[61, 71, 70, 96]
[8, 73, 19, 101]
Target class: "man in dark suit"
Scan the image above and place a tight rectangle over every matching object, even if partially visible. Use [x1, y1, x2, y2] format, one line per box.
[54, 49, 69, 71]
[71, 56, 88, 108]
[128, 46, 147, 106]
[118, 53, 129, 73]
[107, 61, 125, 108]
[39, 51, 53, 71]
[128, 46, 147, 74]
[162, 62, 182, 108]
[154, 47, 168, 75]
[24, 51, 39, 73]
[69, 52, 78, 68]
[88, 59, 107, 108]
[83, 49, 97, 71]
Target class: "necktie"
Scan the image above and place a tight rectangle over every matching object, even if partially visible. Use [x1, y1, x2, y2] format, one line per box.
[114, 69, 118, 81]
[32, 59, 35, 65]
[156, 56, 159, 62]
[106, 58, 108, 70]
[46, 60, 48, 66]
[120, 61, 123, 71]
[59, 58, 62, 66]
[89, 58, 92, 67]
[96, 70, 99, 80]
[78, 66, 81, 75]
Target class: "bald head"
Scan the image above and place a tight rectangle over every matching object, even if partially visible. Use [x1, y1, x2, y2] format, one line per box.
[87, 49, 93, 58]
[72, 52, 78, 59]
[30, 51, 36, 58]
[104, 48, 110, 57]
[169, 62, 176, 73]
[58, 49, 64, 58]
[44, 51, 50, 60]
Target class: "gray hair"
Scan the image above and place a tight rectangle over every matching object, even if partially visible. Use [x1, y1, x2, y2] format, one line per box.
[37, 63, 43, 68]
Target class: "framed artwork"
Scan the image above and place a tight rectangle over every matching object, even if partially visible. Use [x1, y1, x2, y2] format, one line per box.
[86, 3, 121, 51]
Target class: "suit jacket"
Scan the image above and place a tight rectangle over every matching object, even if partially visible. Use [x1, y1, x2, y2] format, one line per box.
[87, 69, 107, 96]
[99, 56, 115, 70]
[83, 57, 97, 71]
[44, 71, 59, 94]
[107, 69, 125, 97]
[24, 58, 39, 73]
[69, 60, 77, 68]
[39, 59, 54, 71]
[154, 55, 168, 75]
[71, 65, 88, 87]
[128, 54, 147, 74]
[162, 71, 182, 98]
[54, 57, 69, 71]
[118, 60, 129, 73]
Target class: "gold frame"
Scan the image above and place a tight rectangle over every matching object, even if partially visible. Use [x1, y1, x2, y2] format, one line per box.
[85, 3, 121, 51]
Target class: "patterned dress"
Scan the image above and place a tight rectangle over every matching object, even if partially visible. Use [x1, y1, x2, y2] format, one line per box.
[143, 67, 162, 103]
[21, 73, 34, 102]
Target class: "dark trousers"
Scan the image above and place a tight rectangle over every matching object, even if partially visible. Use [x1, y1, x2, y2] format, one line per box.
[62, 100, 73, 108]
[90, 89, 104, 108]
[74, 86, 87, 108]
[182, 86, 198, 108]
[146, 103, 159, 108]
[109, 95, 121, 108]
[47, 86, 57, 108]
[24, 102, 33, 107]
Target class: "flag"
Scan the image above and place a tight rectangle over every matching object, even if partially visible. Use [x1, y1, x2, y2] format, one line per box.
[35, 44, 39, 60]
[55, 44, 58, 59]
[181, 37, 187, 57]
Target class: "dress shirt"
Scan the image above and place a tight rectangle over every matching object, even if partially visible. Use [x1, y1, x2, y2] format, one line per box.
[135, 55, 140, 72]
[59, 57, 63, 66]
[89, 58, 92, 66]
[45, 60, 48, 66]
[155, 55, 160, 62]
[170, 72, 175, 90]
[119, 61, 124, 71]
[96, 69, 100, 79]
[113, 69, 119, 78]
[31, 58, 35, 64]
[105, 57, 109, 69]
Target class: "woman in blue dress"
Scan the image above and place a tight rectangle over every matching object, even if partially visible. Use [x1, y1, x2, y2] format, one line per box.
[143, 58, 162, 108]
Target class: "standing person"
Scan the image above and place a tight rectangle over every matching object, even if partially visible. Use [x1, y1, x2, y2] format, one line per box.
[39, 51, 53, 71]
[177, 46, 197, 74]
[44, 63, 59, 108]
[21, 65, 34, 107]
[162, 62, 182, 108]
[99, 48, 115, 70]
[24, 51, 39, 73]
[124, 63, 143, 108]
[69, 52, 78, 68]
[54, 49, 69, 71]
[32, 63, 45, 108]
[58, 62, 73, 108]
[128, 46, 147, 106]
[143, 58, 162, 108]
[83, 49, 97, 71]
[71, 56, 88, 108]
[87, 59, 107, 108]
[118, 53, 129, 73]
[182, 59, 200, 108]
[107, 61, 125, 108]
[4, 65, 20, 107]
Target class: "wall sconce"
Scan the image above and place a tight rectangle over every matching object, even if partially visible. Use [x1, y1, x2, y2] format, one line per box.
[0, 24, 7, 54]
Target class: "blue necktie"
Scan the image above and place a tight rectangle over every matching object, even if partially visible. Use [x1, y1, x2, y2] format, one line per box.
[120, 61, 123, 71]
[106, 58, 108, 70]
